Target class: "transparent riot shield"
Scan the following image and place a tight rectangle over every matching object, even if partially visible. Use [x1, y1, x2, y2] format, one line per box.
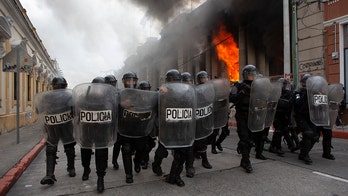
[159, 83, 196, 148]
[73, 83, 118, 149]
[264, 82, 282, 127]
[34, 89, 75, 146]
[118, 88, 158, 138]
[211, 78, 230, 129]
[324, 83, 344, 129]
[248, 77, 272, 132]
[306, 76, 329, 126]
[195, 82, 215, 140]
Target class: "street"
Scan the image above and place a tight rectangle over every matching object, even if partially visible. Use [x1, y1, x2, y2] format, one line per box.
[6, 127, 348, 195]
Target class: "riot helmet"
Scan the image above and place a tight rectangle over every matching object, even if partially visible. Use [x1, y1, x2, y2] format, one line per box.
[196, 71, 209, 84]
[242, 65, 257, 81]
[52, 77, 68, 89]
[122, 72, 138, 88]
[182, 72, 194, 85]
[165, 69, 181, 83]
[278, 77, 290, 91]
[105, 75, 117, 87]
[91, 76, 105, 83]
[138, 81, 151, 91]
[300, 74, 311, 87]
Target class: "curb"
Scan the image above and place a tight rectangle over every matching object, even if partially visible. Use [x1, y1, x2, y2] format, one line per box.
[0, 139, 45, 196]
[228, 121, 348, 139]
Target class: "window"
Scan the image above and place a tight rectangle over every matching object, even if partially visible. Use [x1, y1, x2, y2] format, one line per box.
[27, 75, 31, 101]
[36, 79, 39, 93]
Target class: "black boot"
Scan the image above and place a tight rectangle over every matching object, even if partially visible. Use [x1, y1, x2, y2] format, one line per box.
[40, 153, 57, 185]
[211, 145, 218, 154]
[97, 177, 104, 193]
[65, 146, 76, 177]
[255, 140, 267, 160]
[152, 155, 163, 176]
[186, 167, 195, 178]
[322, 138, 335, 160]
[240, 157, 253, 173]
[126, 174, 133, 183]
[165, 151, 185, 187]
[201, 152, 212, 169]
[112, 138, 121, 170]
[134, 158, 141, 173]
[299, 140, 313, 165]
[122, 144, 134, 183]
[299, 153, 313, 165]
[81, 148, 92, 181]
[269, 132, 284, 156]
[82, 167, 91, 181]
[215, 130, 228, 151]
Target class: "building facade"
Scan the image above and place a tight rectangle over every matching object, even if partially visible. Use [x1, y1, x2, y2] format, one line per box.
[116, 0, 348, 124]
[0, 0, 62, 134]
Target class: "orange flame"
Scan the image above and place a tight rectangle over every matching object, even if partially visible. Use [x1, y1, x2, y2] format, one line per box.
[213, 24, 239, 82]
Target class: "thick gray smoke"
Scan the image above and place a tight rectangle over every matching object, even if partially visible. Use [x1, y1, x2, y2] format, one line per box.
[129, 0, 204, 24]
[121, 0, 283, 81]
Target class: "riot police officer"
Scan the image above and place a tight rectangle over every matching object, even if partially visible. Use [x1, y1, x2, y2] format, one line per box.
[319, 83, 344, 160]
[77, 76, 117, 193]
[159, 69, 194, 187]
[152, 70, 183, 176]
[293, 74, 318, 165]
[230, 65, 258, 173]
[193, 71, 213, 169]
[182, 72, 194, 85]
[137, 81, 157, 169]
[119, 72, 149, 183]
[105, 74, 118, 88]
[269, 78, 292, 156]
[35, 77, 76, 185]
[181, 72, 196, 178]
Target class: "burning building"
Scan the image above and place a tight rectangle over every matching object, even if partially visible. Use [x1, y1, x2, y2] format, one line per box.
[118, 0, 284, 88]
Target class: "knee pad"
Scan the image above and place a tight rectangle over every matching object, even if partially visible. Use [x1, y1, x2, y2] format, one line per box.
[238, 140, 251, 152]
[64, 142, 76, 154]
[46, 144, 57, 156]
[122, 143, 133, 155]
[303, 130, 318, 141]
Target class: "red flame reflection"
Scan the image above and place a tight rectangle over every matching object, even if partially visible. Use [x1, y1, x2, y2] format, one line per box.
[213, 24, 239, 82]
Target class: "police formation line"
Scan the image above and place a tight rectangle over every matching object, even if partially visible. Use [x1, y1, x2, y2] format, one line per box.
[34, 66, 343, 193]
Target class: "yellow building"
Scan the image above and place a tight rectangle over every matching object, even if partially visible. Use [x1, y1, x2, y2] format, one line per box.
[0, 0, 62, 134]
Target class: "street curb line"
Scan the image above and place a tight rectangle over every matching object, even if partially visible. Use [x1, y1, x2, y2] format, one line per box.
[0, 139, 45, 196]
[228, 121, 348, 139]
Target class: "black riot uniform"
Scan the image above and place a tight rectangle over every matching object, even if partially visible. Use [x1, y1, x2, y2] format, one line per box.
[293, 74, 319, 165]
[137, 81, 157, 169]
[181, 72, 195, 178]
[192, 71, 213, 170]
[269, 78, 293, 156]
[119, 72, 148, 184]
[161, 69, 192, 187]
[230, 65, 259, 173]
[105, 74, 122, 171]
[152, 70, 182, 177]
[38, 77, 76, 185]
[79, 76, 115, 193]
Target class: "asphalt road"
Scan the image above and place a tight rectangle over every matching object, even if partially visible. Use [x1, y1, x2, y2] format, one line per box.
[7, 127, 348, 196]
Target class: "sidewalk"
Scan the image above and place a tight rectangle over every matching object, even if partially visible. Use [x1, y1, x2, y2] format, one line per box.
[1, 120, 348, 195]
[228, 121, 348, 139]
[0, 122, 45, 195]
